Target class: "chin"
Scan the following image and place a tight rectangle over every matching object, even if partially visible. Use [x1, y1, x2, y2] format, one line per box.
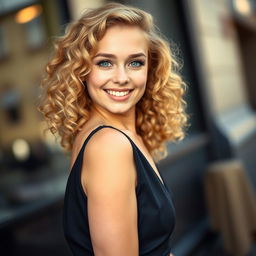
[107, 106, 133, 114]
[109, 109, 130, 115]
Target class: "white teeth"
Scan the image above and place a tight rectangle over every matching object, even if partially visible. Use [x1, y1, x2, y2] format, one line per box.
[106, 90, 130, 97]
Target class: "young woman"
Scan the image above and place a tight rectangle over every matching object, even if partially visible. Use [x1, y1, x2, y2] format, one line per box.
[38, 2, 189, 256]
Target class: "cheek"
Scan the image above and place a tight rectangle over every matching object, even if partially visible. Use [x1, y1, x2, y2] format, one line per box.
[87, 70, 110, 88]
[133, 71, 148, 87]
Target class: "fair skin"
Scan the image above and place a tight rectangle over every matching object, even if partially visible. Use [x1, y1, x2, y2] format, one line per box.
[70, 24, 174, 256]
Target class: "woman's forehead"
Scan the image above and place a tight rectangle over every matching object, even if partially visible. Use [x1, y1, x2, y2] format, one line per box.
[95, 25, 148, 55]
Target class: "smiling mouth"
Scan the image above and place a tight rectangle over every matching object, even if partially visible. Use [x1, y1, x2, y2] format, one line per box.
[103, 89, 134, 96]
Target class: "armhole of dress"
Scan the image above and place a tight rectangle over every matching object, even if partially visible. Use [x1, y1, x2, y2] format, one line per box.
[79, 125, 141, 196]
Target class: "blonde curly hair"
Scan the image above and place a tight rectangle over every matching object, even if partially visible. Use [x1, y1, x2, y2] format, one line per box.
[37, 2, 190, 162]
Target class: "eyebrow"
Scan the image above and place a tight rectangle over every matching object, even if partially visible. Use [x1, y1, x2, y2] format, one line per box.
[93, 52, 147, 59]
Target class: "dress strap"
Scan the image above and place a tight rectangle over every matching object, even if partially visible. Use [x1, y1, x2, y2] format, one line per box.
[97, 125, 135, 143]
[76, 125, 136, 168]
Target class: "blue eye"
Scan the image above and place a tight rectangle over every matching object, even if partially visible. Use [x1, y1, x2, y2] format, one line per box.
[97, 60, 111, 67]
[130, 60, 145, 67]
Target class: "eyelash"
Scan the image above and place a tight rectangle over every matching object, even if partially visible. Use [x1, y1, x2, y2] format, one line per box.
[96, 60, 145, 68]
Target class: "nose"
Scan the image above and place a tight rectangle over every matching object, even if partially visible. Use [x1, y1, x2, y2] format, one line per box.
[113, 65, 129, 85]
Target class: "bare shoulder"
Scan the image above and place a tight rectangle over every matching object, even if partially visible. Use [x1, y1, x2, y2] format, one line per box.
[85, 127, 133, 159]
[82, 127, 137, 193]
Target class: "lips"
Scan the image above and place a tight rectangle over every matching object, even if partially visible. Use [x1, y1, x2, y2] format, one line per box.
[104, 89, 134, 92]
[104, 89, 132, 96]
[103, 88, 133, 101]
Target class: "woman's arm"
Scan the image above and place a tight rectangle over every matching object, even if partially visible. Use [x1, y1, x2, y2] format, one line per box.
[82, 128, 138, 256]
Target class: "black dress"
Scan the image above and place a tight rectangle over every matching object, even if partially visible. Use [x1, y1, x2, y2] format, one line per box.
[63, 125, 176, 256]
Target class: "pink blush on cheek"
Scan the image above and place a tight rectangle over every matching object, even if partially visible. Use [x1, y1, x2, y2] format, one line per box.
[87, 70, 112, 88]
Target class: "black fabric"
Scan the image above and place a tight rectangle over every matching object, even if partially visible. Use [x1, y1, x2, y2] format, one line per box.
[63, 125, 176, 256]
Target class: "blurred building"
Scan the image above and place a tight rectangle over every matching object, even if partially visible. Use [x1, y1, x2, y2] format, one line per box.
[0, 0, 255, 255]
[0, 0, 71, 255]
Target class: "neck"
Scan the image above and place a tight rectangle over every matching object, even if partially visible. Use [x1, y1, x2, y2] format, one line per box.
[90, 105, 137, 133]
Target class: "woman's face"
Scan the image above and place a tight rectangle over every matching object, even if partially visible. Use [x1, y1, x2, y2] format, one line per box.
[85, 24, 149, 116]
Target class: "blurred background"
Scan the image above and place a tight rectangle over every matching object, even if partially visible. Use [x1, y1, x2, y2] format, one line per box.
[0, 0, 256, 255]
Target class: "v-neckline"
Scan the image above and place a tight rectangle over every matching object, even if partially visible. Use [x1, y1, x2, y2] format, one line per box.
[132, 142, 166, 188]
[100, 125, 167, 189]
